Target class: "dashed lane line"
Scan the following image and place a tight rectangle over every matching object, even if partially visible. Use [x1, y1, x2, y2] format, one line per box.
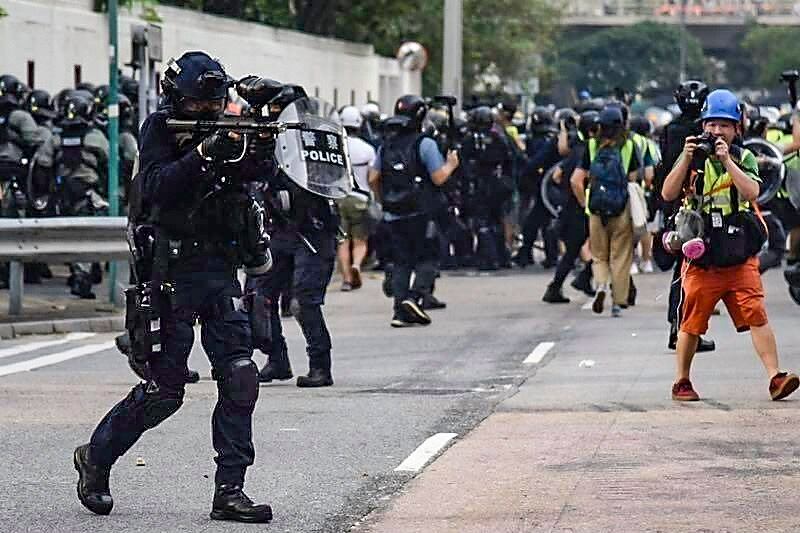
[0, 332, 97, 360]
[524, 341, 555, 365]
[394, 433, 458, 473]
[0, 341, 115, 377]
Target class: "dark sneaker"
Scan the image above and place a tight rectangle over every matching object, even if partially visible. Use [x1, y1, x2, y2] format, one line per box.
[421, 294, 447, 310]
[258, 364, 293, 383]
[770, 372, 800, 401]
[627, 279, 637, 307]
[74, 444, 113, 516]
[542, 283, 570, 304]
[611, 304, 622, 318]
[401, 299, 431, 325]
[210, 484, 272, 523]
[351, 267, 362, 289]
[512, 248, 532, 268]
[672, 378, 700, 401]
[592, 290, 606, 314]
[296, 368, 334, 388]
[391, 313, 418, 328]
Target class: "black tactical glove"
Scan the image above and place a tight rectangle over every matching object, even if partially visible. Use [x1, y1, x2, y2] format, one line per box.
[197, 131, 245, 161]
[247, 133, 276, 163]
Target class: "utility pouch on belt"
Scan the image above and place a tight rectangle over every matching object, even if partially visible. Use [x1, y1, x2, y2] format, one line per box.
[244, 291, 272, 352]
[122, 281, 173, 379]
[703, 184, 768, 268]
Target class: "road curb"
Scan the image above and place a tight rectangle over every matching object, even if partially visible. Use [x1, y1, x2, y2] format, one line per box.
[0, 316, 124, 339]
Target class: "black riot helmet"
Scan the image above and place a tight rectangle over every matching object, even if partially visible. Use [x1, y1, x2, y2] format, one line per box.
[394, 95, 428, 131]
[605, 100, 629, 126]
[24, 89, 56, 123]
[0, 74, 27, 109]
[578, 110, 600, 139]
[468, 105, 494, 132]
[54, 88, 75, 115]
[161, 51, 231, 119]
[630, 115, 653, 137]
[59, 92, 94, 129]
[598, 106, 624, 140]
[529, 106, 554, 134]
[674, 80, 708, 118]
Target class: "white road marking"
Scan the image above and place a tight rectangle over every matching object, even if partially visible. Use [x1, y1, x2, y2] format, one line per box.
[524, 341, 555, 365]
[0, 332, 97, 360]
[394, 433, 458, 472]
[0, 341, 114, 377]
[581, 301, 593, 311]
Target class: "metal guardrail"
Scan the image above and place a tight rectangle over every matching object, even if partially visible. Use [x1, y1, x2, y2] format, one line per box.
[0, 217, 128, 315]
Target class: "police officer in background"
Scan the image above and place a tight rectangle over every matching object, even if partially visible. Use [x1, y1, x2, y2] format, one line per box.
[93, 85, 139, 207]
[515, 106, 561, 269]
[252, 91, 342, 388]
[656, 80, 716, 353]
[369, 95, 460, 327]
[73, 51, 272, 523]
[460, 106, 515, 270]
[33, 91, 110, 298]
[23, 89, 56, 144]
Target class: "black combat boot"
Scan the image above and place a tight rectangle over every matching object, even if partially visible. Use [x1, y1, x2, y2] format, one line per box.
[542, 283, 570, 304]
[421, 293, 447, 310]
[570, 266, 596, 297]
[210, 484, 272, 523]
[70, 273, 96, 300]
[296, 368, 334, 388]
[258, 363, 293, 383]
[512, 246, 532, 268]
[73, 444, 113, 516]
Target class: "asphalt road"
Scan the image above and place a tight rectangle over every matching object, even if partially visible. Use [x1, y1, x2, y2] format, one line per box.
[1, 265, 797, 533]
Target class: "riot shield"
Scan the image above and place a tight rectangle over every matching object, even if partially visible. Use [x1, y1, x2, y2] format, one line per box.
[275, 97, 351, 199]
[785, 161, 800, 210]
[743, 138, 784, 205]
[540, 162, 565, 218]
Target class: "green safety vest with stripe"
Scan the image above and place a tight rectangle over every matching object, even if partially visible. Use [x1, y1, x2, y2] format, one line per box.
[690, 148, 761, 216]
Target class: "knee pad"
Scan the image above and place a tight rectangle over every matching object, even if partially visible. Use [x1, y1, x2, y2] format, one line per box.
[128, 382, 184, 430]
[220, 358, 259, 410]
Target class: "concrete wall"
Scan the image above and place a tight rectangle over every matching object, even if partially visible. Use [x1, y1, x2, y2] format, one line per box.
[0, 0, 420, 110]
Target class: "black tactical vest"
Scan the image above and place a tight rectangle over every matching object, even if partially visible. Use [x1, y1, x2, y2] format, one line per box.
[380, 130, 430, 215]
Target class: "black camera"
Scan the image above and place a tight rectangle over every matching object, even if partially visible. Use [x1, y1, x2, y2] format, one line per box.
[694, 131, 717, 160]
[781, 70, 800, 84]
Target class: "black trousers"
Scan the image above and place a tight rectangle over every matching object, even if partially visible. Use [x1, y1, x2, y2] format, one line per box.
[90, 256, 255, 486]
[248, 229, 336, 372]
[552, 207, 588, 289]
[387, 214, 439, 312]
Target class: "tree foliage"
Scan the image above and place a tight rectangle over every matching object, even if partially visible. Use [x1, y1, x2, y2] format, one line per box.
[741, 26, 800, 87]
[552, 21, 707, 96]
[133, 0, 559, 96]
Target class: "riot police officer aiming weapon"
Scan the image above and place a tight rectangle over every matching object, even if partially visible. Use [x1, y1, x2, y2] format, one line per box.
[76, 51, 278, 524]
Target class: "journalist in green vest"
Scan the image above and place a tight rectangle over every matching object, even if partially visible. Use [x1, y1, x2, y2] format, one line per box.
[662, 89, 799, 403]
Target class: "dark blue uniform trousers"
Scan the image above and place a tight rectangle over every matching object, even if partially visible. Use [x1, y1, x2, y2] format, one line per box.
[247, 229, 336, 373]
[89, 256, 257, 486]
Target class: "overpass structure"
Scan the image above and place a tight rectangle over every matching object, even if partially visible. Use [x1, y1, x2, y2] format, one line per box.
[561, 0, 800, 52]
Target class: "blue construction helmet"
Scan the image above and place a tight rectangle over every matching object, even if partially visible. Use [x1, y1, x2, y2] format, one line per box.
[700, 89, 741, 123]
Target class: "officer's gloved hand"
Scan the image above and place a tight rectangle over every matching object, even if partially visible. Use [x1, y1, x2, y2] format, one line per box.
[197, 131, 245, 161]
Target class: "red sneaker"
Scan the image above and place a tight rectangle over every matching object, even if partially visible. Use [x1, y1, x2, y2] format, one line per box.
[672, 378, 700, 401]
[769, 372, 799, 401]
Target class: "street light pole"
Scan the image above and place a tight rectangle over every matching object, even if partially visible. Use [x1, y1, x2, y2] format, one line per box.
[108, 0, 120, 305]
[679, 0, 688, 82]
[442, 0, 463, 111]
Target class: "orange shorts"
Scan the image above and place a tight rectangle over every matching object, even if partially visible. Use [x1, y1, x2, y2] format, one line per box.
[680, 257, 768, 336]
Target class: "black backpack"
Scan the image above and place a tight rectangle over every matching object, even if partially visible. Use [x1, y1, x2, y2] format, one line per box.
[380, 126, 430, 215]
[588, 143, 629, 218]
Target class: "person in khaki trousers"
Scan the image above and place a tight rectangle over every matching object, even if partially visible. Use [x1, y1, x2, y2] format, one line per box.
[571, 106, 638, 317]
